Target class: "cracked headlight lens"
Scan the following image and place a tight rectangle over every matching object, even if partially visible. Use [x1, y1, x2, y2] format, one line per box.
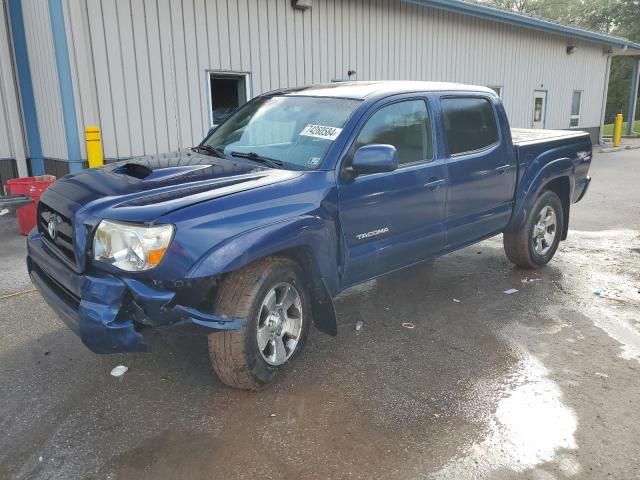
[93, 220, 174, 271]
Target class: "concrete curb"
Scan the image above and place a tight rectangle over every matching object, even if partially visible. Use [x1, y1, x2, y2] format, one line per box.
[598, 145, 640, 153]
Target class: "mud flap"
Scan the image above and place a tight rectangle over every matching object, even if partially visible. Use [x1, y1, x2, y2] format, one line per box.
[309, 278, 338, 336]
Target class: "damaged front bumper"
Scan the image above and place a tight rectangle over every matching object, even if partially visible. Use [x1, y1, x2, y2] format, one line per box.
[27, 231, 243, 354]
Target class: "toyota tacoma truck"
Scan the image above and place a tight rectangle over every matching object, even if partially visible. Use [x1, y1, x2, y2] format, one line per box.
[27, 81, 592, 389]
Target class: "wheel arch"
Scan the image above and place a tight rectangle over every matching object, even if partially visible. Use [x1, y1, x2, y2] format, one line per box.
[542, 176, 571, 240]
[188, 216, 340, 336]
[266, 246, 338, 336]
[506, 157, 575, 235]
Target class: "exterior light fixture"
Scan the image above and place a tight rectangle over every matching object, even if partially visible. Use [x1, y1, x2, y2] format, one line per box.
[566, 45, 577, 55]
[292, 0, 311, 10]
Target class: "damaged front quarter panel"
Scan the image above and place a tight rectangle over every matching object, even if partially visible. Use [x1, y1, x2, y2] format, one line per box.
[78, 274, 146, 353]
[77, 275, 243, 354]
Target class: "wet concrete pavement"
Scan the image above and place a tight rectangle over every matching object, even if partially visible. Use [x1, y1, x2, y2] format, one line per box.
[1, 149, 639, 479]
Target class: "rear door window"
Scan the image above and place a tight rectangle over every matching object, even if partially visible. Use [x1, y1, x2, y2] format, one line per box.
[441, 97, 499, 155]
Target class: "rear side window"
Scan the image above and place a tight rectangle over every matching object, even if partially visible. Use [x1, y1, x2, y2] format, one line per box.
[353, 100, 433, 165]
[442, 97, 499, 155]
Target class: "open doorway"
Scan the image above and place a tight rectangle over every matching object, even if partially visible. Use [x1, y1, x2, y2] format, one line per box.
[208, 72, 251, 127]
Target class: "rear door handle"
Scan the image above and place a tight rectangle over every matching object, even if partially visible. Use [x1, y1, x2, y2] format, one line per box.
[495, 164, 512, 174]
[424, 177, 446, 190]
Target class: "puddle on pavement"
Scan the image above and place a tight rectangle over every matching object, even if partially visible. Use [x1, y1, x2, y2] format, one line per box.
[431, 353, 579, 479]
[481, 229, 640, 364]
[432, 228, 639, 478]
[554, 230, 640, 363]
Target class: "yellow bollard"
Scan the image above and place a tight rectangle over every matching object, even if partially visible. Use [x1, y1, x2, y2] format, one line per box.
[85, 126, 104, 168]
[613, 113, 623, 147]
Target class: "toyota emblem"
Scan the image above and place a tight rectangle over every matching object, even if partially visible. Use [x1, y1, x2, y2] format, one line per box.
[47, 216, 58, 240]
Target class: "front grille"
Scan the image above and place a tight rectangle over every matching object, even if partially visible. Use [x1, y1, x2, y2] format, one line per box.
[38, 203, 76, 264]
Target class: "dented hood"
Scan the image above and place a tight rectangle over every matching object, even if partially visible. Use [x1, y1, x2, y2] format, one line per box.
[40, 150, 302, 222]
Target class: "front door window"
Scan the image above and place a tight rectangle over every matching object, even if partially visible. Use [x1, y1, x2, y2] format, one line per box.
[351, 100, 433, 165]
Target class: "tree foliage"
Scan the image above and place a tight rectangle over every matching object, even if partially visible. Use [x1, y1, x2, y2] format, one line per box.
[477, 0, 640, 123]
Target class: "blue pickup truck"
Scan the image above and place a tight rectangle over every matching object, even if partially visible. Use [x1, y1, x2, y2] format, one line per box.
[27, 81, 592, 389]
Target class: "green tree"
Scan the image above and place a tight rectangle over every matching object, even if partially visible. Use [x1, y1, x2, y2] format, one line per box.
[613, 0, 640, 41]
[606, 58, 634, 123]
[478, 0, 549, 14]
[604, 1, 640, 122]
[480, 0, 640, 123]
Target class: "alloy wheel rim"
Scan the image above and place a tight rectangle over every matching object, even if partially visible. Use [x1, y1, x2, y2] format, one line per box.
[532, 205, 557, 256]
[256, 282, 303, 366]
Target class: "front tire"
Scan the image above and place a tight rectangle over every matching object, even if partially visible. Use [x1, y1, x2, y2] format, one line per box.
[208, 257, 311, 390]
[503, 190, 564, 269]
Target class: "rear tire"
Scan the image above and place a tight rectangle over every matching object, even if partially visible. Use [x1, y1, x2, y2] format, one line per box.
[503, 190, 563, 269]
[208, 257, 311, 390]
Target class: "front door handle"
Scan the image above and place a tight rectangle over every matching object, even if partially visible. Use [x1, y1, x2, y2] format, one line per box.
[424, 177, 446, 190]
[495, 164, 512, 174]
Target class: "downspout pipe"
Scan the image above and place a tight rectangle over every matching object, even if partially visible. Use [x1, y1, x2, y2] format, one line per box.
[626, 57, 639, 136]
[49, 0, 83, 173]
[599, 53, 612, 145]
[7, 0, 44, 176]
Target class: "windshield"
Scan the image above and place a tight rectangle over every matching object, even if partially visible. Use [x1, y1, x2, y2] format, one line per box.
[202, 95, 361, 170]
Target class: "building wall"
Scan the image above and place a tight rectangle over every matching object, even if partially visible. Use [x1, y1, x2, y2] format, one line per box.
[61, 0, 610, 161]
[0, 0, 27, 184]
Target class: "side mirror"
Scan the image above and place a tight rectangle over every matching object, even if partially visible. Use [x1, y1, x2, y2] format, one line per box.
[349, 144, 398, 177]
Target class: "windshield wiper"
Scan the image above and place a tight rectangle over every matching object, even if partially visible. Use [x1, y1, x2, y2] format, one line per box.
[192, 144, 226, 158]
[230, 151, 284, 168]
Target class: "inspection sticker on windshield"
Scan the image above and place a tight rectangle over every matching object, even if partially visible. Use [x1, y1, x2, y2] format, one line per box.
[300, 124, 342, 140]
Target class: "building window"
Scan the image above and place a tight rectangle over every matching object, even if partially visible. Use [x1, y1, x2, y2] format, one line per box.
[570, 90, 582, 128]
[442, 97, 499, 156]
[488, 86, 503, 99]
[208, 72, 250, 126]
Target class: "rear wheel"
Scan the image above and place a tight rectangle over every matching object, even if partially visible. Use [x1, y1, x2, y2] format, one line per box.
[208, 257, 311, 390]
[503, 190, 563, 269]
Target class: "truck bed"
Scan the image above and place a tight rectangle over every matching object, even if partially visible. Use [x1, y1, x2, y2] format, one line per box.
[511, 128, 590, 147]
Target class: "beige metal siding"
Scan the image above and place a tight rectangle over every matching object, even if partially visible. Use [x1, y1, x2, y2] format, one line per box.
[0, 1, 14, 159]
[0, 0, 27, 176]
[21, 0, 67, 160]
[65, 0, 609, 160]
[63, 0, 100, 160]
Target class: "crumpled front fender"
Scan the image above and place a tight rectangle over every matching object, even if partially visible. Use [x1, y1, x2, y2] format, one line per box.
[187, 215, 341, 336]
[28, 230, 243, 355]
[78, 275, 146, 353]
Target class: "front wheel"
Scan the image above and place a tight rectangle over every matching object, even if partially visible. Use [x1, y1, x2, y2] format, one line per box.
[208, 257, 311, 390]
[503, 190, 564, 269]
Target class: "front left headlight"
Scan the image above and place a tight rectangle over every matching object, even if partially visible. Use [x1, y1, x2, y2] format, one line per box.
[93, 220, 174, 271]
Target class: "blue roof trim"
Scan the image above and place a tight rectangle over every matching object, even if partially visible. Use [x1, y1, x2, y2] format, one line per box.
[407, 0, 640, 52]
[7, 0, 44, 176]
[48, 0, 83, 173]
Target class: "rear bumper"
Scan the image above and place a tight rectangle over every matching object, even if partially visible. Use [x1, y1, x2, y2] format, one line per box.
[27, 231, 243, 354]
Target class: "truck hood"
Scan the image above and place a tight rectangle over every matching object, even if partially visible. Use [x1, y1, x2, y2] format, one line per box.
[41, 151, 302, 221]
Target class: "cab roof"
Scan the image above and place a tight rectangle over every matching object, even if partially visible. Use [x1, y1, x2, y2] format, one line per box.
[276, 81, 495, 100]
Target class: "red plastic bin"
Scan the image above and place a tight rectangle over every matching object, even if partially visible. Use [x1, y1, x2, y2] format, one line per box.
[5, 175, 57, 235]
